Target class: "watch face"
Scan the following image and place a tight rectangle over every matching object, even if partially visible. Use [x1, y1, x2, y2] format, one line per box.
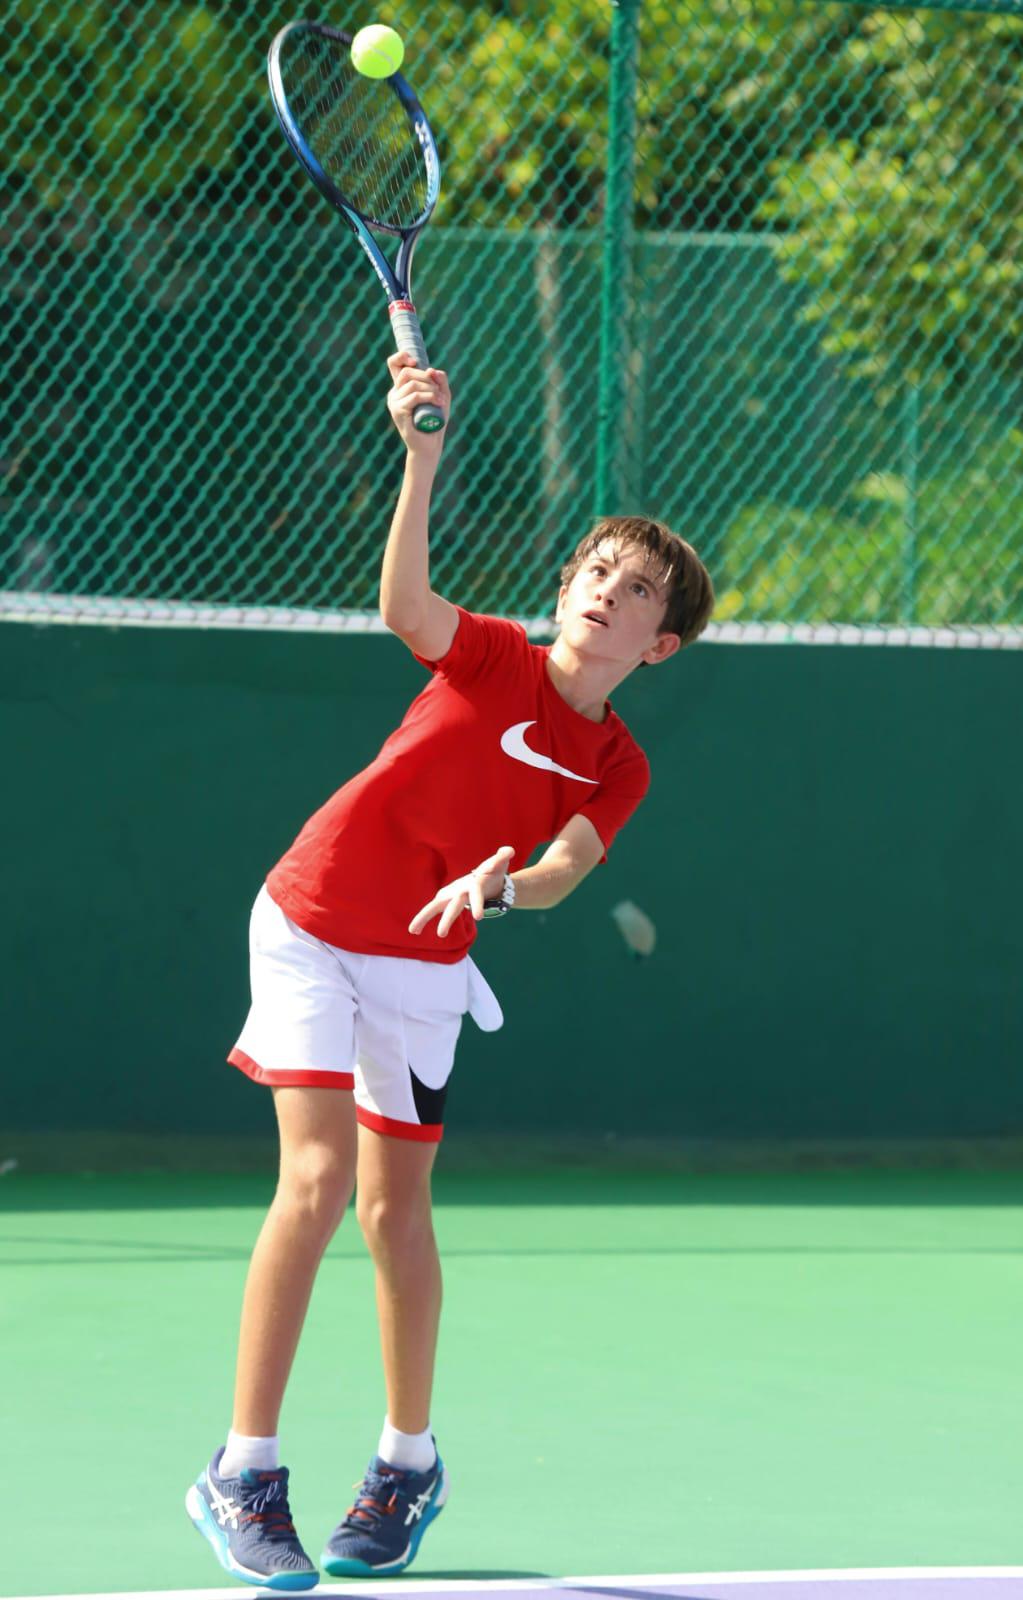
[482, 876, 513, 918]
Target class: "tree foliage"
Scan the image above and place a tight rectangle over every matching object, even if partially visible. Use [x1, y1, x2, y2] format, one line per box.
[3, 0, 1021, 625]
[764, 10, 1023, 390]
[6, 0, 1021, 387]
[717, 428, 1023, 626]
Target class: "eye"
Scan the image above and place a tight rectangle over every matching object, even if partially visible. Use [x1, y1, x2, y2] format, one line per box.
[632, 582, 648, 598]
[591, 563, 606, 577]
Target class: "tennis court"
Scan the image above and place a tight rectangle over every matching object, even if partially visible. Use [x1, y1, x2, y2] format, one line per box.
[3, 0, 1023, 1596]
[3, 1157, 1022, 1594]
[10, 1580, 1023, 1600]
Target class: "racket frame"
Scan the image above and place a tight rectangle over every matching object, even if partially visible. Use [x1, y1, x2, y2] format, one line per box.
[267, 20, 444, 431]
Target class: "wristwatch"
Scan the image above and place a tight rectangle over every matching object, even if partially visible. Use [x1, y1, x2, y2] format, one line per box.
[482, 874, 516, 919]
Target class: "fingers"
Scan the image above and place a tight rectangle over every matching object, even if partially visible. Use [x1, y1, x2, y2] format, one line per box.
[387, 351, 446, 385]
[399, 379, 445, 414]
[480, 845, 515, 877]
[387, 350, 418, 378]
[408, 849, 513, 938]
[408, 883, 470, 937]
[400, 372, 448, 413]
[437, 893, 467, 938]
[408, 899, 438, 936]
[387, 353, 449, 411]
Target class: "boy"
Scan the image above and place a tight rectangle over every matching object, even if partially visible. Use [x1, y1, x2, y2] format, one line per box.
[185, 353, 714, 1589]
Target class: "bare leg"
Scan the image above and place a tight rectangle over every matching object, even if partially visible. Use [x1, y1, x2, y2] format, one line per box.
[231, 1086, 358, 1437]
[355, 1125, 441, 1435]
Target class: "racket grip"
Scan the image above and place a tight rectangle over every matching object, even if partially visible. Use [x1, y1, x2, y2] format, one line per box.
[389, 299, 445, 433]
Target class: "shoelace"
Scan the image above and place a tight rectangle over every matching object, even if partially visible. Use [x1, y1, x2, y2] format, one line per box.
[341, 1468, 405, 1529]
[239, 1473, 298, 1541]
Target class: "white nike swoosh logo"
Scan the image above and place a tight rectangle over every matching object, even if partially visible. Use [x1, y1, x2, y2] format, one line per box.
[500, 721, 596, 784]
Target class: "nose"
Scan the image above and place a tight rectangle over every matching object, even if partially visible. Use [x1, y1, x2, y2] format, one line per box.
[594, 579, 618, 609]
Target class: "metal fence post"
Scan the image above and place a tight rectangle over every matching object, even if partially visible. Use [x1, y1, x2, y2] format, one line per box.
[902, 383, 920, 625]
[596, 0, 642, 517]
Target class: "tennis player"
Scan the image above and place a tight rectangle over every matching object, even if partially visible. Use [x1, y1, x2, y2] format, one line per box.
[185, 352, 715, 1589]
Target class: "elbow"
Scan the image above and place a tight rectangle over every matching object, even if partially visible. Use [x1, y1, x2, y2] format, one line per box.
[379, 581, 434, 636]
[379, 599, 423, 636]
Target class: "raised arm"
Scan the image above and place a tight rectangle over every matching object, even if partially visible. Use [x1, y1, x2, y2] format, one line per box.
[379, 351, 459, 662]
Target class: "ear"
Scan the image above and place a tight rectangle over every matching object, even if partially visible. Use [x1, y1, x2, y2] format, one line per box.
[642, 631, 682, 666]
[555, 583, 568, 621]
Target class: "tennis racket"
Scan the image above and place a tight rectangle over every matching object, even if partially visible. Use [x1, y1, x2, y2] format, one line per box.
[267, 20, 444, 432]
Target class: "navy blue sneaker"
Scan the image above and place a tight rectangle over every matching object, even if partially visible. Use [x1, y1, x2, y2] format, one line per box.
[320, 1452, 448, 1576]
[186, 1447, 318, 1590]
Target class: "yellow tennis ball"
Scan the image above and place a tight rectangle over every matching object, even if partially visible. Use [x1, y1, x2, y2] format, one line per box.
[351, 24, 405, 79]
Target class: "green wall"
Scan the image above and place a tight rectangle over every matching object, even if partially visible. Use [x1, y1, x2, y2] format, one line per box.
[3, 621, 1020, 1140]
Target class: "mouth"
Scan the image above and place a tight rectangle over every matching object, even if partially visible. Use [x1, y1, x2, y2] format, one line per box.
[582, 611, 609, 628]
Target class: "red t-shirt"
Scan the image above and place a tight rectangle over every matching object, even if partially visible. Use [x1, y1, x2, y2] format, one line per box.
[266, 608, 650, 962]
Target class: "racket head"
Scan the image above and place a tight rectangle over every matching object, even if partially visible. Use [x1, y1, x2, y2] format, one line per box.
[267, 21, 440, 238]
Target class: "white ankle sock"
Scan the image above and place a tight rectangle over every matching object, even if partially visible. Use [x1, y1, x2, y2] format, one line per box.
[220, 1430, 280, 1479]
[377, 1418, 436, 1473]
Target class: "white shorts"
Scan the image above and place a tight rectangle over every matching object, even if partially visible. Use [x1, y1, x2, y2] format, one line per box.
[227, 886, 503, 1143]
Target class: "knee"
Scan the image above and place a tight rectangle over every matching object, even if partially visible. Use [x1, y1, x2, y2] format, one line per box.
[278, 1145, 355, 1235]
[356, 1186, 433, 1258]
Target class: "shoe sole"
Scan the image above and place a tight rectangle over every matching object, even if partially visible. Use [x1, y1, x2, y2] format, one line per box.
[186, 1483, 319, 1591]
[320, 1467, 449, 1577]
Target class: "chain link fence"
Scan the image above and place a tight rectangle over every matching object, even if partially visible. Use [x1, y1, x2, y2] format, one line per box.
[3, 0, 1022, 642]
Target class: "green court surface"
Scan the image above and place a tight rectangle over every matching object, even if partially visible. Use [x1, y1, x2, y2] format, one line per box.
[2, 1161, 1021, 1596]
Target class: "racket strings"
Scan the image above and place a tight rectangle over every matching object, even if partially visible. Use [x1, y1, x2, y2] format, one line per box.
[282, 33, 428, 231]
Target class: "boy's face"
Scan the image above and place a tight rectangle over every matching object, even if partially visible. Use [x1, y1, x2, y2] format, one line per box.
[555, 541, 681, 667]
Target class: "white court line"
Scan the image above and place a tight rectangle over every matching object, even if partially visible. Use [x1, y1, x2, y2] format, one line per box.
[9, 1570, 1023, 1599]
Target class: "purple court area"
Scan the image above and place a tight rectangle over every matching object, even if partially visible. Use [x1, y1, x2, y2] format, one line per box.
[351, 1583, 1023, 1600]
[567, 1584, 1023, 1600]
[562, 1583, 1023, 1600]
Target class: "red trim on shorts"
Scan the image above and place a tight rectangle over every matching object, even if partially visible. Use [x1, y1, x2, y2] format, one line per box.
[227, 1048, 355, 1091]
[356, 1106, 443, 1143]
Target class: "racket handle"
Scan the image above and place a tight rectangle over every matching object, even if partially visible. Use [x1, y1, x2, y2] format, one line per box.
[389, 299, 446, 433]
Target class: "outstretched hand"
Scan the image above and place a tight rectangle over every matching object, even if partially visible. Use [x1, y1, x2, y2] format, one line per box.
[409, 846, 515, 937]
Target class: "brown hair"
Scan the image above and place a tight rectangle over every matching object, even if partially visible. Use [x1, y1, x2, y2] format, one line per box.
[560, 515, 715, 650]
